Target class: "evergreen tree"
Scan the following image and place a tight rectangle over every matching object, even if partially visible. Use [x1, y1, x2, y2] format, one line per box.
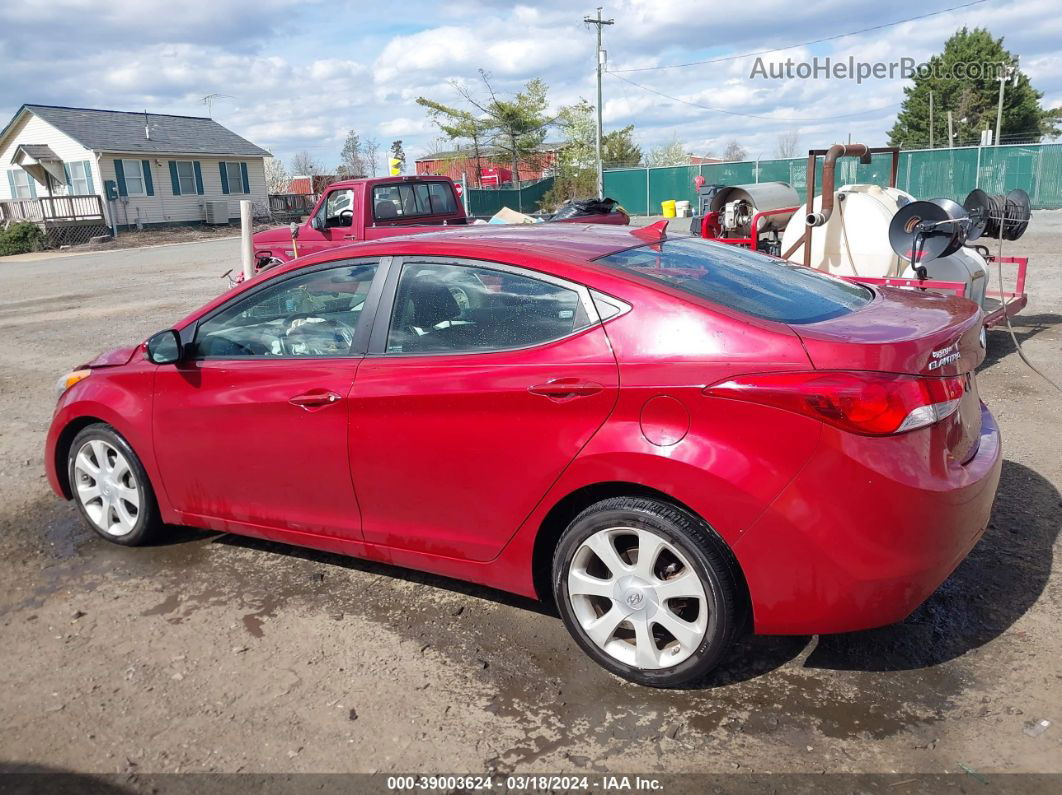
[602, 125, 642, 167]
[888, 27, 1059, 148]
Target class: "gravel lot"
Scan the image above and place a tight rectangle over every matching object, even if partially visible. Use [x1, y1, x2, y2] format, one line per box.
[0, 218, 1059, 781]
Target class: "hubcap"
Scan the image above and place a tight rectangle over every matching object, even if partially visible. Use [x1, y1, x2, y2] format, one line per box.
[72, 440, 140, 537]
[567, 527, 709, 670]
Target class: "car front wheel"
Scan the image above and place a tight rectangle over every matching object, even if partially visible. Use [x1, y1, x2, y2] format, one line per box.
[67, 423, 162, 546]
[552, 497, 743, 687]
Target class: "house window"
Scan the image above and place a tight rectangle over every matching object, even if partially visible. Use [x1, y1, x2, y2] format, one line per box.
[10, 169, 33, 199]
[68, 162, 90, 195]
[225, 162, 244, 194]
[121, 159, 146, 196]
[175, 161, 196, 194]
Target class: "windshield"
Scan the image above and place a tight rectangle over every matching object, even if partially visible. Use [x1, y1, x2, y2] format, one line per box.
[595, 238, 872, 324]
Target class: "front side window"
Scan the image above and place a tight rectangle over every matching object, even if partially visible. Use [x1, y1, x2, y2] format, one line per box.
[595, 238, 872, 324]
[316, 189, 354, 228]
[175, 161, 196, 194]
[225, 162, 244, 194]
[195, 262, 377, 358]
[10, 169, 32, 198]
[121, 159, 145, 195]
[67, 162, 90, 194]
[386, 261, 589, 354]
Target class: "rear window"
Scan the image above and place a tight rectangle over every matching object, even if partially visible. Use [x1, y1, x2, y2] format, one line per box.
[595, 238, 872, 324]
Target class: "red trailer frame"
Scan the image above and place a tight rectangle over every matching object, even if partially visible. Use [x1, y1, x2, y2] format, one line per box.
[692, 145, 1030, 329]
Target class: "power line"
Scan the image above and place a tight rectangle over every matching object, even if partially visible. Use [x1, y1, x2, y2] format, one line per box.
[609, 0, 992, 73]
[607, 71, 900, 122]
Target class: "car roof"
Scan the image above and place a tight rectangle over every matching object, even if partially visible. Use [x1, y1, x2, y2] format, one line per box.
[355, 223, 652, 262]
[326, 175, 456, 190]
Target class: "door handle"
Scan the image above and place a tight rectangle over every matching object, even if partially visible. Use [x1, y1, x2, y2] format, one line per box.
[528, 379, 604, 400]
[289, 390, 342, 409]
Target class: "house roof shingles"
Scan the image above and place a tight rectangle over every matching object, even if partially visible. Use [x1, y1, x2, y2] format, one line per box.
[16, 104, 270, 158]
[15, 144, 60, 160]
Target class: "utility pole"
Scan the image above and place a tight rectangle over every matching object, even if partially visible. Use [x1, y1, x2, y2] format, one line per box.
[995, 58, 1018, 147]
[929, 91, 934, 149]
[947, 110, 954, 148]
[585, 8, 614, 199]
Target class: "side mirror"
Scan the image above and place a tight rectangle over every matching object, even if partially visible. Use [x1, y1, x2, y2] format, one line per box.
[145, 329, 183, 365]
[310, 214, 323, 231]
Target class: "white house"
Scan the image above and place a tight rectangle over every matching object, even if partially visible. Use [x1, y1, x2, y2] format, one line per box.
[0, 104, 271, 231]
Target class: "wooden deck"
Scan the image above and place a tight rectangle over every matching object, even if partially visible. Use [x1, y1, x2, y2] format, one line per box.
[1, 194, 109, 246]
[1, 194, 107, 227]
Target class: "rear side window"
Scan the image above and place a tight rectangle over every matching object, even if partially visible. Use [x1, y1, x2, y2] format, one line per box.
[373, 182, 457, 220]
[596, 238, 871, 324]
[386, 261, 589, 354]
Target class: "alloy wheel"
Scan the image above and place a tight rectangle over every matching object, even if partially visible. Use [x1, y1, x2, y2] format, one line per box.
[567, 526, 708, 670]
[73, 439, 141, 536]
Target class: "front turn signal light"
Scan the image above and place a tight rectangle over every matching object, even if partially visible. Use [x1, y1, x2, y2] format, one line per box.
[55, 369, 91, 400]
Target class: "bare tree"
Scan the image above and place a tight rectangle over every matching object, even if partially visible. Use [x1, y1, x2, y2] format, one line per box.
[775, 130, 800, 158]
[264, 158, 289, 194]
[339, 130, 366, 178]
[290, 150, 322, 177]
[722, 140, 748, 162]
[364, 137, 381, 177]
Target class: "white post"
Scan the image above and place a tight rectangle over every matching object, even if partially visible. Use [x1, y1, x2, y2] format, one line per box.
[240, 200, 253, 280]
[645, 167, 650, 217]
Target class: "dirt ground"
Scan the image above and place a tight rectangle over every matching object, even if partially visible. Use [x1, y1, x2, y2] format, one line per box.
[68, 225, 240, 253]
[0, 218, 1059, 783]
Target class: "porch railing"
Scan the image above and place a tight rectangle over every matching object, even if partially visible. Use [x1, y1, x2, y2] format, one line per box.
[0, 194, 106, 224]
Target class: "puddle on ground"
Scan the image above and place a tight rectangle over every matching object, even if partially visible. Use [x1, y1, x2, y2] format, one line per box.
[4, 456, 1056, 769]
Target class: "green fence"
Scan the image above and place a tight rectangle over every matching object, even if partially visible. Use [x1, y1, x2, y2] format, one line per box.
[604, 143, 1062, 215]
[466, 177, 555, 218]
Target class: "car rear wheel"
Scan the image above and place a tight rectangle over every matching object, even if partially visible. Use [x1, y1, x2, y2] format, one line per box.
[552, 497, 742, 687]
[67, 424, 162, 546]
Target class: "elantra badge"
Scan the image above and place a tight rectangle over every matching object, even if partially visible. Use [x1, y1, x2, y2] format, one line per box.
[928, 341, 961, 370]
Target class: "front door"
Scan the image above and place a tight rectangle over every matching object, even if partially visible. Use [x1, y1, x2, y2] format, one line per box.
[349, 258, 619, 561]
[153, 259, 379, 538]
[296, 188, 356, 257]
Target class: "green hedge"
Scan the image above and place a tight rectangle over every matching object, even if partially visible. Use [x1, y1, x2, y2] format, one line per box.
[0, 222, 46, 256]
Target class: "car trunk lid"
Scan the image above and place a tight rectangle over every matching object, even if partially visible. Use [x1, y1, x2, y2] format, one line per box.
[791, 286, 985, 461]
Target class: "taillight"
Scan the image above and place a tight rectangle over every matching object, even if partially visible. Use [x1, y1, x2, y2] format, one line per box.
[704, 371, 966, 436]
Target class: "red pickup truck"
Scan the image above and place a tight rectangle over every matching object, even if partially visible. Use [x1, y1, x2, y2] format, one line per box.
[253, 175, 468, 266]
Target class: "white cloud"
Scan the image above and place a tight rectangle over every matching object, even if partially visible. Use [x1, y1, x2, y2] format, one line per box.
[1, 0, 1059, 169]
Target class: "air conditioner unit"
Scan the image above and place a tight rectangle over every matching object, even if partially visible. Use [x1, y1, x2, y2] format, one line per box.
[204, 200, 229, 224]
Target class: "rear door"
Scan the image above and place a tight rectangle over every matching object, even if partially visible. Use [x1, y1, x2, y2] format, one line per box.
[348, 257, 619, 561]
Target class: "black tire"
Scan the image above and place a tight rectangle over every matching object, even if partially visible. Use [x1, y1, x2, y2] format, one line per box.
[66, 423, 163, 546]
[552, 497, 743, 687]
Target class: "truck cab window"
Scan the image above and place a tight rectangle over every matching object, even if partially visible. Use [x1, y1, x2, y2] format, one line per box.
[317, 189, 354, 228]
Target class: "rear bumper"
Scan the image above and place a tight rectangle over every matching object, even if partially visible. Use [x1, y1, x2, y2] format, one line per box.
[734, 402, 1002, 635]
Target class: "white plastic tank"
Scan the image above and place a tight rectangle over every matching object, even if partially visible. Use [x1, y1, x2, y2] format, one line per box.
[781, 184, 915, 277]
[899, 248, 990, 308]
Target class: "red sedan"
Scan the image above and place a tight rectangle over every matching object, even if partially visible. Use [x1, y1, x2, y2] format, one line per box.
[45, 225, 1001, 687]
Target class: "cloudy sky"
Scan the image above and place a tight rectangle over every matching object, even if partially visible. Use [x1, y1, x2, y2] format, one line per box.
[1, 0, 1059, 169]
